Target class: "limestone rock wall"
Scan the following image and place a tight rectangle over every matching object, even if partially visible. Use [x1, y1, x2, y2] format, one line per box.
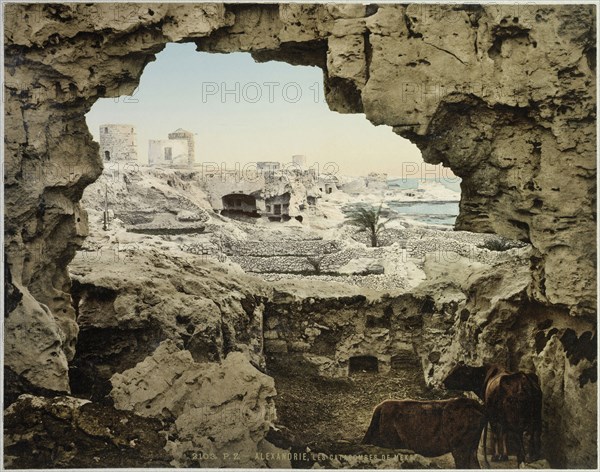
[110, 340, 290, 468]
[68, 249, 269, 400]
[2, 3, 596, 468]
[4, 2, 233, 391]
[4, 5, 595, 389]
[413, 252, 597, 468]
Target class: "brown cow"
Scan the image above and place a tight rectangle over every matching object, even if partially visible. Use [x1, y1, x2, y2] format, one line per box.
[362, 398, 486, 468]
[443, 363, 542, 465]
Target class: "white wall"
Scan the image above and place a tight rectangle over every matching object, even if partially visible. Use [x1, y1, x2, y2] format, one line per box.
[148, 139, 189, 167]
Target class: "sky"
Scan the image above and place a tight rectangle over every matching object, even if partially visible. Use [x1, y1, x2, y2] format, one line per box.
[86, 42, 455, 179]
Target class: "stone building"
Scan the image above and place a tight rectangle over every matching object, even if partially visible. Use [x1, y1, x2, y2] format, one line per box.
[264, 192, 291, 219]
[148, 128, 195, 167]
[167, 128, 195, 166]
[292, 154, 307, 169]
[221, 192, 260, 216]
[317, 176, 338, 195]
[256, 161, 281, 174]
[148, 138, 189, 167]
[203, 163, 319, 222]
[99, 124, 137, 162]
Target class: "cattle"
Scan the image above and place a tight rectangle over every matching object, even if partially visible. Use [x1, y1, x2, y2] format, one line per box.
[443, 363, 542, 465]
[362, 398, 486, 469]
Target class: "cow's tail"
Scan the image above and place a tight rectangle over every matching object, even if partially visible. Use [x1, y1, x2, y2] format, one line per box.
[483, 418, 490, 468]
[362, 405, 381, 445]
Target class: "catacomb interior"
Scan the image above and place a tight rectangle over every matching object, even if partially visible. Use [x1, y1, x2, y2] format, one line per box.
[3, 3, 597, 469]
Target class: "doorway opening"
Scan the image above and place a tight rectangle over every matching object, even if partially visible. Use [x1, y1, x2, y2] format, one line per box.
[349, 355, 379, 374]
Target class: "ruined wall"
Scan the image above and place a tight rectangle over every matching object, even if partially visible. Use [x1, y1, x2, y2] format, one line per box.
[263, 293, 423, 377]
[3, 2, 596, 468]
[167, 129, 196, 167]
[148, 138, 188, 166]
[264, 250, 596, 468]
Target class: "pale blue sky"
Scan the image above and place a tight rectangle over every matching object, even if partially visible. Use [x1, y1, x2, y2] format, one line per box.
[86, 42, 443, 177]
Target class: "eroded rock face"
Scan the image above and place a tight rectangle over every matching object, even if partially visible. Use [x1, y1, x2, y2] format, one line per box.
[3, 3, 595, 390]
[4, 288, 70, 392]
[110, 340, 289, 468]
[69, 248, 269, 400]
[2, 3, 596, 468]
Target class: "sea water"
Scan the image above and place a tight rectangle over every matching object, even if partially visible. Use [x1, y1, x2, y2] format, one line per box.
[386, 201, 459, 226]
[342, 178, 460, 227]
[387, 177, 461, 193]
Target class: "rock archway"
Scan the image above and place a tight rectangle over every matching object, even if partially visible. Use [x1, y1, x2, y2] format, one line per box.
[3, 3, 596, 468]
[221, 193, 259, 216]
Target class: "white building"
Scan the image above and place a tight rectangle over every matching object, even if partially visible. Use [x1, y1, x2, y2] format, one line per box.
[317, 176, 338, 195]
[257, 161, 281, 173]
[148, 128, 195, 167]
[148, 139, 189, 167]
[168, 128, 195, 166]
[99, 124, 137, 162]
[292, 154, 307, 169]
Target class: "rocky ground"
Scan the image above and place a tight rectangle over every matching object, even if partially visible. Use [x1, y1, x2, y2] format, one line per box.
[53, 167, 543, 467]
[80, 166, 523, 296]
[5, 3, 596, 468]
[267, 355, 452, 468]
[4, 165, 580, 469]
[265, 356, 533, 469]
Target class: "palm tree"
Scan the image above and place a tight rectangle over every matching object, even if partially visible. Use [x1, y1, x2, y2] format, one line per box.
[306, 254, 325, 274]
[345, 203, 386, 247]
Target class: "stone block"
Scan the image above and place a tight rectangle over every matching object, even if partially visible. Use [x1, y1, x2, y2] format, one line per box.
[264, 340, 288, 353]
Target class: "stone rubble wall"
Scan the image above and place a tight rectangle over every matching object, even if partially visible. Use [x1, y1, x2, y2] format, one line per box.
[229, 229, 529, 276]
[226, 239, 340, 257]
[263, 294, 406, 378]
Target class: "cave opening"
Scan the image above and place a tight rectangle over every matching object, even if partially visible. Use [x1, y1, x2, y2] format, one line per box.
[85, 42, 462, 227]
[221, 193, 259, 216]
[349, 355, 379, 374]
[78, 39, 527, 467]
[3, 3, 596, 469]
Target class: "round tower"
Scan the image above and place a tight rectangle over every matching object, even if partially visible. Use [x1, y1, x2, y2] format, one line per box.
[99, 124, 137, 162]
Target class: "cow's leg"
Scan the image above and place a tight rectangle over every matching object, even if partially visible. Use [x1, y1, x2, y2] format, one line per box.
[469, 446, 481, 469]
[516, 431, 526, 466]
[525, 427, 540, 462]
[452, 448, 473, 469]
[529, 423, 542, 461]
[490, 425, 501, 461]
[534, 427, 542, 460]
[499, 430, 508, 462]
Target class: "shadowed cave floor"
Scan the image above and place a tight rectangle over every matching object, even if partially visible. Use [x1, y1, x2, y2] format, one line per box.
[267, 356, 520, 469]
